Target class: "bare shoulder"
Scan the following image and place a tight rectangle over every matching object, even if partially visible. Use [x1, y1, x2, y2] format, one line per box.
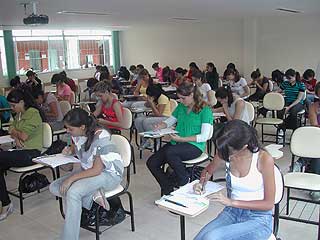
[257, 150, 274, 172]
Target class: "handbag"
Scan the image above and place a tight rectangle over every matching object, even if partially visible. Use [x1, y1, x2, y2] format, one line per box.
[19, 172, 50, 193]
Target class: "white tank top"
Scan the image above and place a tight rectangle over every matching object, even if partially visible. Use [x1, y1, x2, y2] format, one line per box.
[228, 152, 264, 201]
[228, 97, 251, 125]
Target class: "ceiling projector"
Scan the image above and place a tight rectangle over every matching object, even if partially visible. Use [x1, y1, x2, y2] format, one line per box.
[23, 13, 49, 25]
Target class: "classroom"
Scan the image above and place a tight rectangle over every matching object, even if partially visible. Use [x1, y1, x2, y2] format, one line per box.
[0, 0, 319, 239]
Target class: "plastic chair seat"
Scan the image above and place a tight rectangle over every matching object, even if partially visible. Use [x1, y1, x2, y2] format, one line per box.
[104, 185, 125, 198]
[255, 118, 283, 125]
[182, 153, 209, 165]
[10, 163, 45, 173]
[284, 172, 320, 191]
[53, 128, 67, 135]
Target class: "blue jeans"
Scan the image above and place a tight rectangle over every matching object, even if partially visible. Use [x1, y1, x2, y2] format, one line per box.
[194, 207, 272, 240]
[49, 170, 121, 240]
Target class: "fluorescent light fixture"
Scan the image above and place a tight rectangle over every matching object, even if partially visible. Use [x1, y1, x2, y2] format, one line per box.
[276, 8, 303, 14]
[170, 17, 198, 21]
[57, 11, 112, 16]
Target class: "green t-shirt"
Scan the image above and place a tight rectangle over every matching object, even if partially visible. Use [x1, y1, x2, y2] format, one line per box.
[11, 107, 43, 151]
[172, 103, 214, 152]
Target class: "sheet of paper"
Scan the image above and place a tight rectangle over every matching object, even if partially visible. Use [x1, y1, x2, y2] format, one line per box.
[173, 180, 224, 198]
[33, 153, 80, 168]
[0, 135, 15, 144]
[142, 128, 178, 137]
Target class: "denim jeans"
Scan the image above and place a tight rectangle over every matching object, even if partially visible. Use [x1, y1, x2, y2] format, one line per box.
[49, 170, 121, 240]
[194, 206, 272, 240]
[134, 116, 168, 133]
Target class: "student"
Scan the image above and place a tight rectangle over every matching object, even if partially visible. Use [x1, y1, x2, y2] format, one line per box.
[162, 66, 176, 84]
[187, 62, 200, 79]
[26, 70, 42, 92]
[49, 108, 125, 240]
[194, 120, 275, 240]
[53, 73, 73, 103]
[301, 69, 317, 107]
[293, 82, 320, 201]
[0, 95, 11, 125]
[9, 76, 21, 89]
[86, 77, 99, 100]
[214, 86, 251, 125]
[192, 71, 212, 102]
[135, 84, 171, 149]
[146, 82, 213, 195]
[173, 67, 188, 87]
[93, 81, 124, 132]
[222, 63, 237, 80]
[0, 88, 44, 221]
[94, 65, 102, 81]
[248, 69, 270, 101]
[152, 62, 164, 82]
[277, 69, 305, 131]
[271, 69, 285, 88]
[32, 90, 64, 131]
[129, 65, 139, 84]
[100, 66, 111, 80]
[225, 68, 250, 98]
[60, 71, 77, 93]
[204, 62, 220, 91]
[118, 66, 130, 81]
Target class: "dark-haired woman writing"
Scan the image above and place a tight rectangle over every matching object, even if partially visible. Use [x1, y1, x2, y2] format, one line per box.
[248, 69, 270, 101]
[0, 89, 44, 221]
[147, 82, 213, 195]
[49, 108, 124, 240]
[194, 120, 275, 240]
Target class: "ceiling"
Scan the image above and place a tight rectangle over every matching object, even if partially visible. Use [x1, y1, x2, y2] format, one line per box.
[0, 0, 320, 29]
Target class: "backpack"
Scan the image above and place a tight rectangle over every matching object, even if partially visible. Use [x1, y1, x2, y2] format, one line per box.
[42, 139, 67, 156]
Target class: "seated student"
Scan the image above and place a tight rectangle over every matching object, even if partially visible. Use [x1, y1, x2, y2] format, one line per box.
[53, 73, 73, 104]
[187, 62, 201, 80]
[129, 65, 139, 84]
[225, 68, 250, 98]
[32, 90, 64, 131]
[192, 71, 212, 102]
[0, 88, 44, 221]
[93, 81, 124, 132]
[146, 82, 213, 195]
[173, 67, 189, 87]
[135, 84, 171, 149]
[94, 65, 102, 81]
[214, 86, 251, 125]
[248, 69, 270, 102]
[9, 76, 21, 89]
[194, 120, 275, 240]
[204, 62, 220, 91]
[26, 70, 42, 92]
[123, 69, 153, 108]
[162, 66, 176, 84]
[117, 66, 130, 81]
[152, 62, 164, 82]
[60, 71, 77, 93]
[293, 82, 320, 201]
[301, 69, 317, 107]
[222, 63, 237, 80]
[0, 95, 11, 125]
[49, 108, 125, 240]
[86, 77, 99, 100]
[100, 70, 122, 95]
[277, 69, 306, 131]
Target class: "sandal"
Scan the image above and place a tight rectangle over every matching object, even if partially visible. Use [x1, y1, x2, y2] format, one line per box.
[93, 188, 108, 210]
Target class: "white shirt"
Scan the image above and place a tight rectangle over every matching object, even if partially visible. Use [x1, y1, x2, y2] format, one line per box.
[230, 77, 247, 96]
[199, 83, 212, 102]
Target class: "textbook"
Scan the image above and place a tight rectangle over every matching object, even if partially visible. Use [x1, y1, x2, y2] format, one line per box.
[141, 128, 178, 138]
[0, 135, 15, 144]
[33, 153, 80, 168]
[155, 180, 224, 217]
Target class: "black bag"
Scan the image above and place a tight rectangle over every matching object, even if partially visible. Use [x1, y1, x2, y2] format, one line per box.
[42, 139, 67, 155]
[81, 203, 113, 227]
[19, 172, 50, 193]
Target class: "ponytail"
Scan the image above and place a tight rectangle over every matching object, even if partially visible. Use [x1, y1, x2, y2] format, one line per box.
[85, 114, 98, 151]
[251, 68, 261, 80]
[295, 72, 301, 82]
[215, 86, 234, 107]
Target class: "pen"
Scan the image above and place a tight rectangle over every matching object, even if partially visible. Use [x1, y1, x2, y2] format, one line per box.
[164, 198, 187, 208]
[201, 172, 209, 192]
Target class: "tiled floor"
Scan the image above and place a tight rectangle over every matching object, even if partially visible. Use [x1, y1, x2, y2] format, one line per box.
[0, 125, 319, 240]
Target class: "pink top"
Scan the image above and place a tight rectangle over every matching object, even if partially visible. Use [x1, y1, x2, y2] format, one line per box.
[57, 83, 72, 99]
[156, 67, 164, 82]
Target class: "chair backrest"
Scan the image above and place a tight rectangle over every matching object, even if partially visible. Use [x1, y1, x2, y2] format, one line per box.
[263, 92, 285, 111]
[42, 122, 53, 150]
[207, 90, 217, 107]
[268, 80, 274, 92]
[245, 101, 255, 123]
[170, 99, 178, 113]
[59, 101, 71, 116]
[111, 134, 131, 168]
[290, 126, 320, 158]
[274, 165, 284, 204]
[121, 107, 133, 130]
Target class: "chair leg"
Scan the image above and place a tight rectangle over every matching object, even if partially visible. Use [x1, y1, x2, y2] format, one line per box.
[273, 204, 280, 236]
[130, 144, 136, 174]
[261, 124, 264, 143]
[286, 188, 290, 215]
[95, 206, 101, 240]
[126, 191, 135, 232]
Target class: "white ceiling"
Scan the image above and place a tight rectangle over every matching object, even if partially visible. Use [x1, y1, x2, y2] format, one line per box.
[0, 0, 320, 29]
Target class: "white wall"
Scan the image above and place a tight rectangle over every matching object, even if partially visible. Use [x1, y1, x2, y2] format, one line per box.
[120, 16, 320, 80]
[120, 20, 244, 76]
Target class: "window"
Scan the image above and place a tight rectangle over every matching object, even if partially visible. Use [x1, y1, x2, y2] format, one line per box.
[0, 35, 7, 78]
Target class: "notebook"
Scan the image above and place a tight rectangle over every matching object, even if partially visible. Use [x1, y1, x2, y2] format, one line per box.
[142, 128, 178, 138]
[0, 135, 15, 144]
[33, 153, 80, 168]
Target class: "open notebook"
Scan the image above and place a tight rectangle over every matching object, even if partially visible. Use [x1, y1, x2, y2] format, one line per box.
[156, 180, 224, 217]
[141, 128, 178, 138]
[33, 153, 80, 168]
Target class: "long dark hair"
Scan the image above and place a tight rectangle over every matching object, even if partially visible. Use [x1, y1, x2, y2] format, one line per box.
[285, 68, 301, 82]
[216, 120, 260, 161]
[215, 86, 234, 107]
[63, 108, 98, 152]
[138, 69, 154, 85]
[7, 87, 46, 121]
[177, 82, 206, 113]
[224, 68, 240, 82]
[146, 84, 169, 104]
[251, 68, 261, 80]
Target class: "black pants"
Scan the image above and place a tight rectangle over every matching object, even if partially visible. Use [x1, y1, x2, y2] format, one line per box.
[248, 91, 265, 102]
[0, 149, 40, 206]
[146, 143, 202, 195]
[299, 158, 320, 175]
[278, 103, 304, 130]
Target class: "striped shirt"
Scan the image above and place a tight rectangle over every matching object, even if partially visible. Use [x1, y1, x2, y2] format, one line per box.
[280, 81, 305, 105]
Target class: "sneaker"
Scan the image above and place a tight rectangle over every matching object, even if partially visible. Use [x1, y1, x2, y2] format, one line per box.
[310, 192, 320, 202]
[109, 208, 126, 225]
[0, 203, 13, 221]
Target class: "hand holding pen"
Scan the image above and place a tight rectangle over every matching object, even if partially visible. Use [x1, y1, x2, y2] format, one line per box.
[62, 135, 73, 156]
